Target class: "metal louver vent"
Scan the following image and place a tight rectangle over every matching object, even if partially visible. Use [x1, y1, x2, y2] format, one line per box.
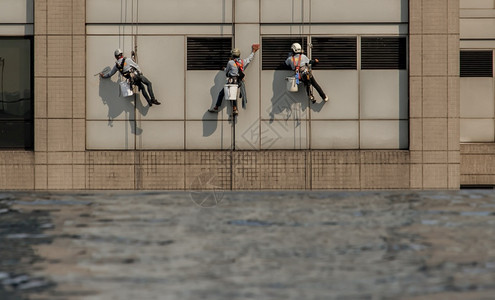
[361, 37, 407, 70]
[312, 37, 357, 70]
[262, 37, 308, 70]
[460, 50, 493, 77]
[187, 37, 232, 70]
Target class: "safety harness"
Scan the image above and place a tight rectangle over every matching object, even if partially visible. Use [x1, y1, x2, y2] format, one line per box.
[116, 57, 130, 78]
[292, 54, 302, 79]
[234, 59, 245, 81]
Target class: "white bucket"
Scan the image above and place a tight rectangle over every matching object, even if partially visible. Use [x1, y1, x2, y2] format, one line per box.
[224, 84, 238, 101]
[286, 76, 298, 92]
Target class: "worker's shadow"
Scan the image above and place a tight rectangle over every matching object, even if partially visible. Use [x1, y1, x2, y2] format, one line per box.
[202, 71, 229, 137]
[98, 76, 148, 135]
[269, 68, 325, 123]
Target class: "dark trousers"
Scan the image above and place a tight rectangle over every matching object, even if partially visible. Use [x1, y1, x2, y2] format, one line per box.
[135, 74, 155, 103]
[301, 73, 326, 99]
[215, 88, 238, 108]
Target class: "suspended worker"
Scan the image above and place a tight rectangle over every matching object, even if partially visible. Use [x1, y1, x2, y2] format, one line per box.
[100, 49, 161, 107]
[208, 44, 260, 115]
[285, 43, 328, 103]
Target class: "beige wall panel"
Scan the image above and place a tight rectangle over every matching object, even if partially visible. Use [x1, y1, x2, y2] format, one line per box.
[34, 36, 47, 77]
[361, 164, 410, 189]
[423, 35, 447, 76]
[87, 25, 232, 35]
[34, 0, 46, 34]
[312, 164, 360, 189]
[360, 151, 410, 164]
[311, 71, 359, 120]
[47, 119, 73, 152]
[260, 164, 306, 189]
[360, 70, 408, 119]
[0, 0, 33, 23]
[423, 0, 448, 34]
[423, 118, 448, 151]
[423, 164, 448, 189]
[73, 164, 86, 190]
[73, 78, 86, 119]
[139, 165, 185, 190]
[88, 165, 135, 189]
[137, 0, 232, 24]
[461, 19, 495, 39]
[410, 77, 422, 118]
[73, 119, 86, 152]
[86, 0, 134, 23]
[311, 121, 359, 149]
[47, 165, 73, 189]
[448, 118, 461, 151]
[35, 119, 47, 152]
[35, 165, 47, 190]
[137, 36, 185, 121]
[136, 121, 184, 150]
[360, 121, 409, 149]
[73, 36, 86, 77]
[235, 0, 259, 23]
[233, 152, 260, 189]
[236, 118, 262, 151]
[35, 78, 47, 119]
[185, 121, 232, 150]
[311, 0, 408, 23]
[460, 119, 495, 142]
[47, 78, 73, 119]
[0, 152, 33, 165]
[261, 0, 306, 23]
[261, 70, 310, 121]
[423, 77, 448, 118]
[0, 165, 34, 190]
[462, 154, 495, 174]
[47, 152, 72, 165]
[409, 0, 422, 34]
[460, 78, 494, 118]
[47, 0, 72, 34]
[449, 164, 460, 189]
[47, 36, 72, 77]
[409, 35, 422, 76]
[448, 77, 460, 119]
[86, 120, 136, 150]
[260, 120, 308, 150]
[460, 0, 495, 9]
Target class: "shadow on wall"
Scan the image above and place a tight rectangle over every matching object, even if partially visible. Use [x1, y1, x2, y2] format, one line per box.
[98, 72, 148, 135]
[269, 70, 325, 123]
[203, 71, 231, 137]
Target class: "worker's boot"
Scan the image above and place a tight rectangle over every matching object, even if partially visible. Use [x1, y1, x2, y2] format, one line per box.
[151, 99, 161, 105]
[233, 106, 238, 116]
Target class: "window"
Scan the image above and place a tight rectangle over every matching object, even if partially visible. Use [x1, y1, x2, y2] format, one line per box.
[261, 37, 308, 70]
[0, 37, 33, 149]
[187, 37, 232, 70]
[361, 37, 407, 70]
[311, 37, 357, 70]
[460, 50, 493, 77]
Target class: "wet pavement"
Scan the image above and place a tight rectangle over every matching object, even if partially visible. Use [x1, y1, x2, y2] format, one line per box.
[1, 190, 495, 300]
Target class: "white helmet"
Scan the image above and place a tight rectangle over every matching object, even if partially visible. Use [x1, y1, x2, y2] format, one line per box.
[114, 48, 123, 58]
[291, 43, 302, 54]
[231, 48, 241, 58]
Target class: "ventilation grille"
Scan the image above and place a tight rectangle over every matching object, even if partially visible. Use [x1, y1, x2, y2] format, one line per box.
[312, 37, 357, 70]
[187, 37, 232, 70]
[361, 37, 407, 70]
[262, 37, 308, 70]
[460, 50, 493, 77]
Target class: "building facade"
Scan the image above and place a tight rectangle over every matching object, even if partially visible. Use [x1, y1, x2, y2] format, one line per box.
[0, 0, 488, 190]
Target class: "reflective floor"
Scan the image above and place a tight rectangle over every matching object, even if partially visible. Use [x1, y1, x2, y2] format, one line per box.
[1, 190, 495, 300]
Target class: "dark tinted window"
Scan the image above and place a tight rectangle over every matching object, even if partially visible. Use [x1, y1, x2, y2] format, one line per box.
[0, 37, 33, 149]
[312, 37, 357, 70]
[187, 37, 232, 70]
[361, 37, 407, 70]
[262, 37, 308, 70]
[460, 50, 493, 77]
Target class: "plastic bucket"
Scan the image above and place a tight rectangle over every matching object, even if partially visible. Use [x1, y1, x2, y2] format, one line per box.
[224, 84, 238, 101]
[286, 76, 298, 92]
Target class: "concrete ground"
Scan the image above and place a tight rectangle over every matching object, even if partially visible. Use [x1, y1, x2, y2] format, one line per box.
[1, 190, 495, 300]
